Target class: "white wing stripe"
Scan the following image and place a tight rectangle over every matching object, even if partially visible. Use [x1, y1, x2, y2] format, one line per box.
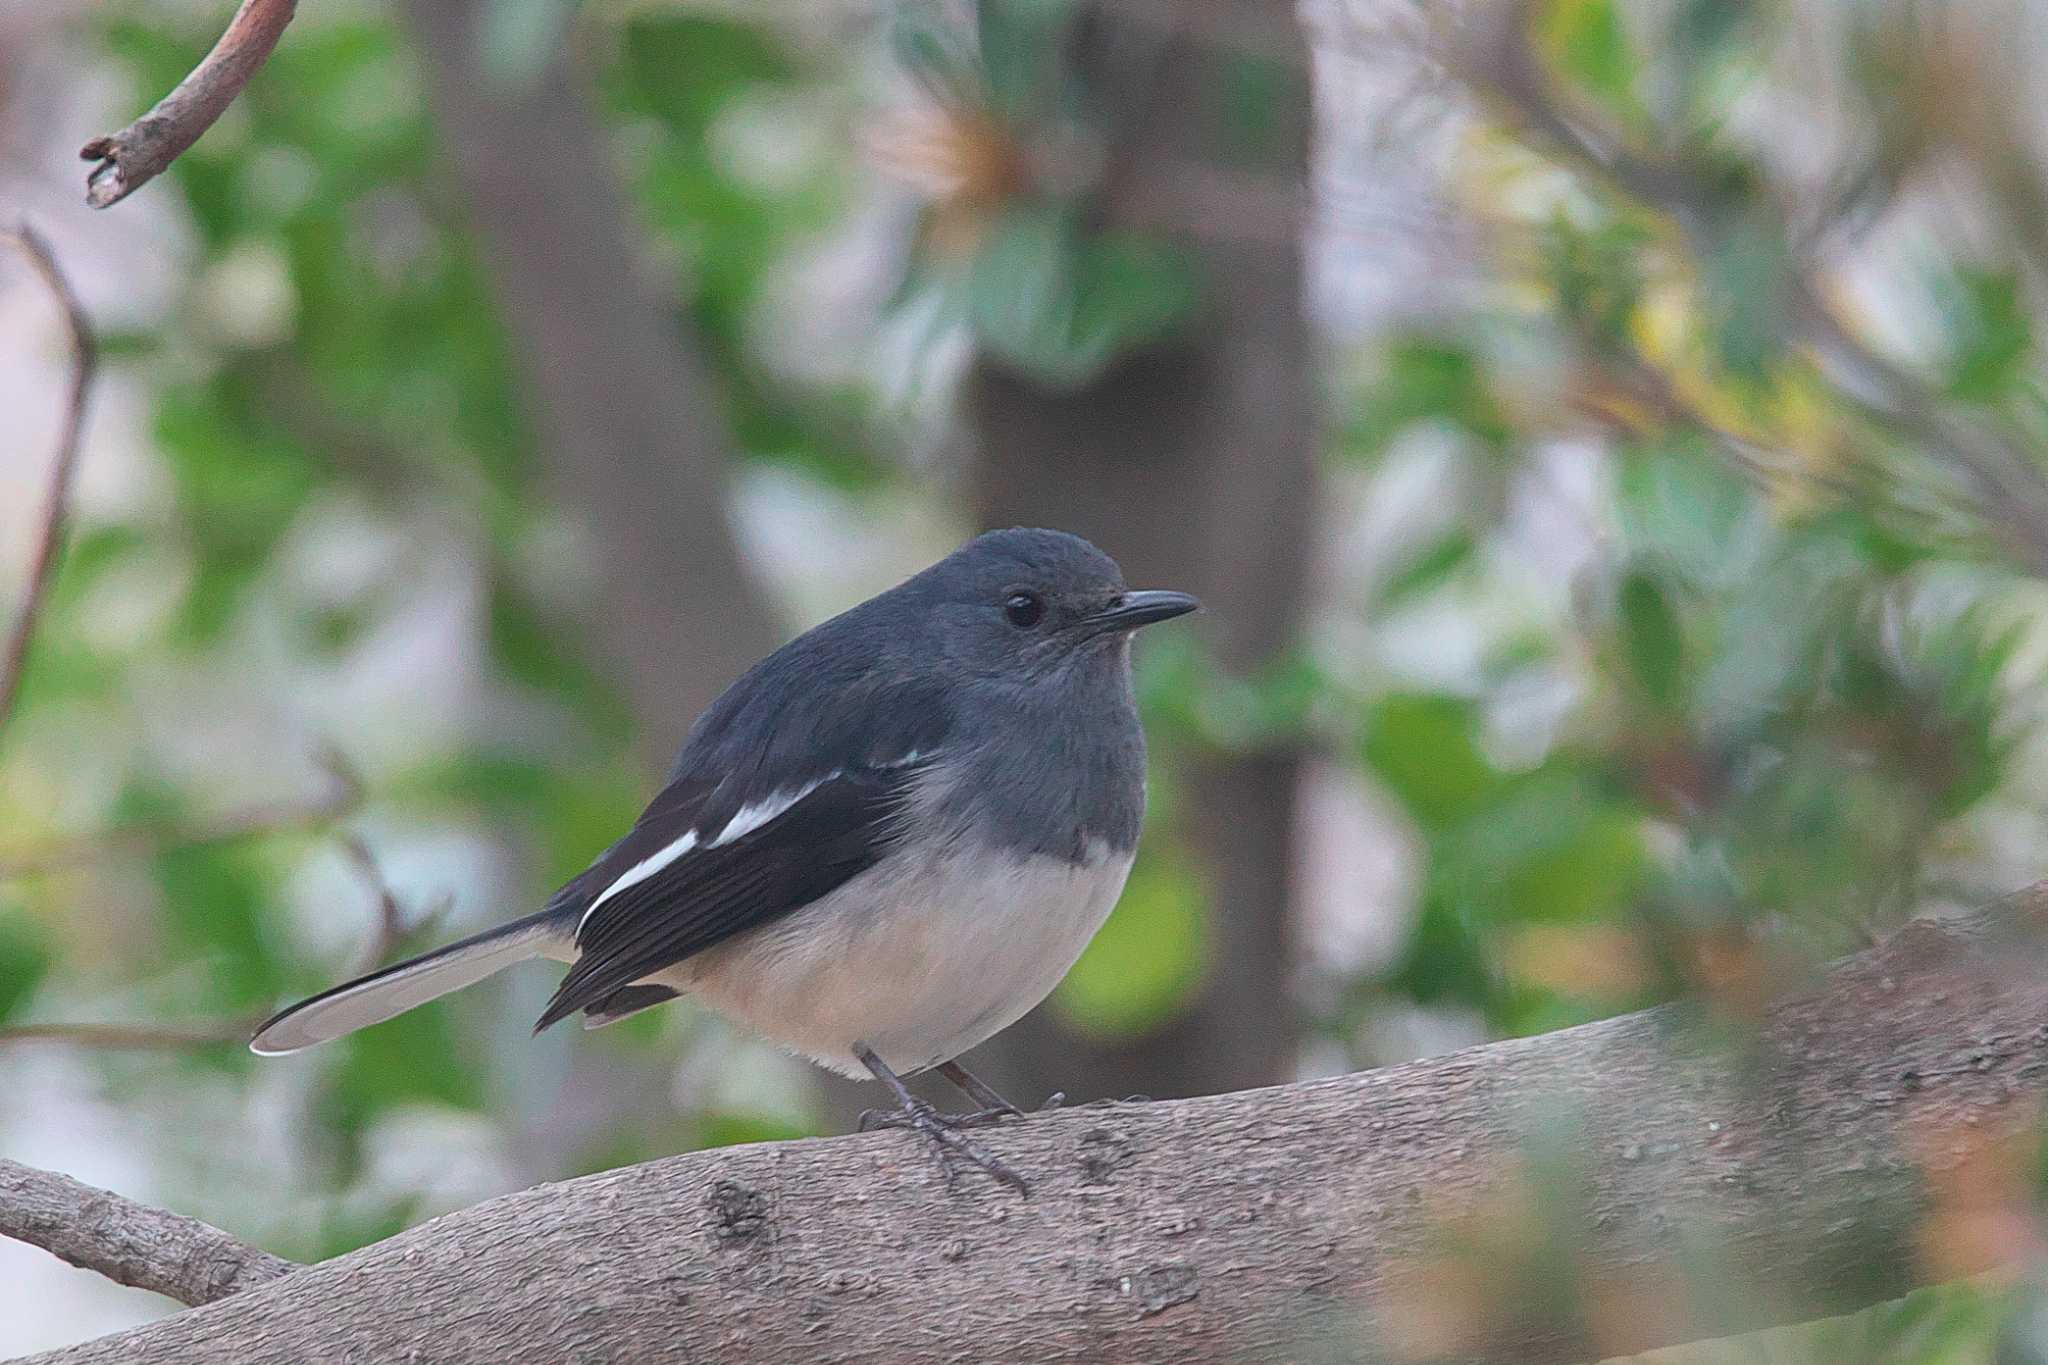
[577, 829, 700, 933]
[709, 773, 835, 848]
[578, 756, 923, 934]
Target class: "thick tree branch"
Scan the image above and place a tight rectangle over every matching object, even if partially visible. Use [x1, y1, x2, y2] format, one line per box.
[0, 224, 95, 743]
[0, 1161, 294, 1308]
[79, 0, 297, 209]
[23, 884, 2048, 1364]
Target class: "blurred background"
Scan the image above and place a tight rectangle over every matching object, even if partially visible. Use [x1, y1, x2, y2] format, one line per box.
[9, 0, 2048, 1357]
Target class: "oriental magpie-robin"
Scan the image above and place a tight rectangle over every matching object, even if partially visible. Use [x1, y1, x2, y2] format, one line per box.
[251, 528, 1197, 1192]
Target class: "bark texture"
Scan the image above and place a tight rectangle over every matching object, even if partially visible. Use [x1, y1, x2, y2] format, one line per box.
[0, 1161, 293, 1308]
[27, 887, 2048, 1364]
[79, 0, 298, 208]
[965, 0, 1320, 1105]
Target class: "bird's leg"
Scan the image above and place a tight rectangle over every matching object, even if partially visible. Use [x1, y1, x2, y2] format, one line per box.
[853, 1043, 1030, 1195]
[935, 1060, 1064, 1126]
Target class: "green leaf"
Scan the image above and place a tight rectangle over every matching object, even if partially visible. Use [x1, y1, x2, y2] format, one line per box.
[1540, 0, 1643, 127]
[1458, 778, 1645, 925]
[976, 0, 1074, 120]
[1544, 214, 1654, 358]
[1942, 266, 2033, 403]
[892, 5, 985, 109]
[1616, 436, 1758, 585]
[0, 909, 51, 1025]
[1074, 233, 1203, 354]
[1344, 337, 1511, 455]
[1385, 893, 1496, 1010]
[1361, 694, 1499, 831]
[611, 15, 795, 134]
[966, 208, 1201, 387]
[697, 1111, 818, 1149]
[966, 205, 1092, 379]
[1375, 532, 1476, 610]
[1618, 568, 1685, 708]
[1702, 211, 1792, 383]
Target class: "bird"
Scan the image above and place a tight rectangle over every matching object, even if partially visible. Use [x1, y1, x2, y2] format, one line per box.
[250, 527, 1197, 1192]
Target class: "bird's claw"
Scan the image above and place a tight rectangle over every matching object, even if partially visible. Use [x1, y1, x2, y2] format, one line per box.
[859, 1089, 1061, 1132]
[860, 1096, 1031, 1195]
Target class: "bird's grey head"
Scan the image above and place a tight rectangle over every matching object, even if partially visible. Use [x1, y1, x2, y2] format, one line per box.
[909, 528, 1198, 685]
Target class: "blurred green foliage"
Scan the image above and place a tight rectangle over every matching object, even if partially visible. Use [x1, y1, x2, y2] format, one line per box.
[885, 0, 1206, 387]
[7, 0, 2048, 1356]
[5, 0, 894, 1204]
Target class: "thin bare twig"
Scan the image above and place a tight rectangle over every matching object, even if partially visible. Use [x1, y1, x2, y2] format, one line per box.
[79, 0, 299, 209]
[0, 822, 445, 1054]
[1450, 0, 2048, 577]
[0, 745, 363, 882]
[0, 1019, 261, 1050]
[0, 224, 95, 741]
[337, 832, 448, 976]
[0, 1159, 295, 1307]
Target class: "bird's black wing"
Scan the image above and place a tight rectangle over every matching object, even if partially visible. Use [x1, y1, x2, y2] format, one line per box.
[532, 760, 928, 1032]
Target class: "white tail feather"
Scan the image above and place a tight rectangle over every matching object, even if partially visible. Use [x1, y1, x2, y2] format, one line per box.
[249, 914, 567, 1055]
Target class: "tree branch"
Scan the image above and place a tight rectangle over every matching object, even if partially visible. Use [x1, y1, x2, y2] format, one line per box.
[336, 831, 446, 976]
[0, 813, 435, 1054]
[1448, 0, 2048, 577]
[0, 1019, 260, 1050]
[0, 745, 361, 882]
[79, 0, 298, 209]
[21, 884, 2048, 1363]
[0, 1161, 294, 1308]
[0, 224, 95, 743]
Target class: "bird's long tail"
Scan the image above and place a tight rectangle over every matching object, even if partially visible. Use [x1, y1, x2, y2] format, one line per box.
[249, 908, 572, 1055]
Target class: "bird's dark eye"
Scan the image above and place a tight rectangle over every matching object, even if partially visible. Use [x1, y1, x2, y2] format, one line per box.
[1004, 591, 1045, 628]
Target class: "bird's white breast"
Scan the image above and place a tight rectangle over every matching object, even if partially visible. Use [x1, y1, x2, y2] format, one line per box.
[651, 839, 1134, 1077]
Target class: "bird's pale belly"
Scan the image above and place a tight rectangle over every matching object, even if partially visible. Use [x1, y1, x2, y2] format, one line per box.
[649, 841, 1134, 1076]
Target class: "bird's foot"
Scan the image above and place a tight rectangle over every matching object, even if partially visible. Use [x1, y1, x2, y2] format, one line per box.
[858, 1096, 1031, 1195]
[859, 1090, 1062, 1133]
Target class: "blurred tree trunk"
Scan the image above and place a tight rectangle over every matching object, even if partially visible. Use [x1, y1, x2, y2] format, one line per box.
[964, 4, 1319, 1101]
[399, 0, 830, 1164]
[401, 0, 781, 777]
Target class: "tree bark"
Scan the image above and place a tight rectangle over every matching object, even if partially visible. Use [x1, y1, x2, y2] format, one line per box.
[401, 0, 782, 773]
[0, 1161, 292, 1309]
[963, 0, 1320, 1104]
[25, 885, 2048, 1364]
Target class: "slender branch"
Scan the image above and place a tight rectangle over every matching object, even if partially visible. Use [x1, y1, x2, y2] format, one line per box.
[0, 225, 95, 742]
[0, 818, 437, 1054]
[78, 0, 298, 209]
[1449, 0, 2048, 576]
[23, 883, 2048, 1364]
[0, 1160, 295, 1308]
[0, 1019, 260, 1050]
[336, 833, 446, 976]
[0, 745, 362, 882]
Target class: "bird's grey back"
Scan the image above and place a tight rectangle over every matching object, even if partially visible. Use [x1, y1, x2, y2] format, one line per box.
[668, 528, 1148, 862]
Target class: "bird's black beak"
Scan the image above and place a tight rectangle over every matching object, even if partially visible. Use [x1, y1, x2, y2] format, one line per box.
[1084, 589, 1200, 634]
